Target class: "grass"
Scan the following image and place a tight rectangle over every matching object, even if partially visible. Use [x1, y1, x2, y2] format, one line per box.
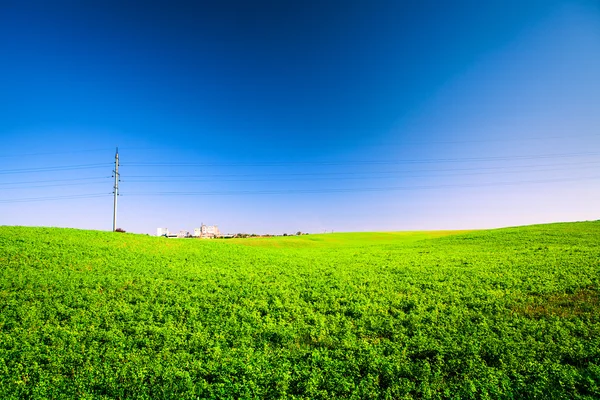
[0, 222, 599, 399]
[231, 230, 473, 248]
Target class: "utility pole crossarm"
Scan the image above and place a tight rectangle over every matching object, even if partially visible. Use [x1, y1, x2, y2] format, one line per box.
[113, 147, 119, 232]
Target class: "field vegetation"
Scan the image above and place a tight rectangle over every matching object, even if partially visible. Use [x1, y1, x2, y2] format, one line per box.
[0, 222, 599, 399]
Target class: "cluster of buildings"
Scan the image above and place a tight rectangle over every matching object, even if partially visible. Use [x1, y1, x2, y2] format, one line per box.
[157, 224, 309, 239]
[157, 223, 222, 238]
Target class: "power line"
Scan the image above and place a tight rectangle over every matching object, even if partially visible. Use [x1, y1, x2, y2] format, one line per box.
[121, 160, 600, 180]
[217, 133, 600, 147]
[121, 175, 600, 197]
[0, 148, 115, 158]
[378, 133, 600, 145]
[1, 150, 597, 205]
[0, 181, 112, 190]
[0, 193, 112, 204]
[2, 159, 596, 184]
[0, 163, 112, 175]
[123, 151, 600, 167]
[0, 176, 111, 186]
[0, 146, 158, 158]
[122, 163, 600, 183]
[2, 134, 596, 158]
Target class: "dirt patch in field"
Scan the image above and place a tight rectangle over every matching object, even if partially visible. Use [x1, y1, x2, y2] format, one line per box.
[514, 287, 600, 319]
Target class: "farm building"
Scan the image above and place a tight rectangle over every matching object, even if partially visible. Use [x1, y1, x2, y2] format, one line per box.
[156, 228, 169, 236]
[157, 225, 220, 238]
[194, 224, 220, 238]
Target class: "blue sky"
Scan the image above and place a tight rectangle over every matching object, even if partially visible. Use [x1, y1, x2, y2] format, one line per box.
[1, 0, 599, 234]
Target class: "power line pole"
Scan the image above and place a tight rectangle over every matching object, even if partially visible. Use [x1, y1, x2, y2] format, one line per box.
[113, 147, 119, 232]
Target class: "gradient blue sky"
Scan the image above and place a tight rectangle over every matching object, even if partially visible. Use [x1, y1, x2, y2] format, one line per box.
[1, 0, 599, 234]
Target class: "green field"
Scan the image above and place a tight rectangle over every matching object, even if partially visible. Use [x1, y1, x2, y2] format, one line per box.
[1, 222, 599, 399]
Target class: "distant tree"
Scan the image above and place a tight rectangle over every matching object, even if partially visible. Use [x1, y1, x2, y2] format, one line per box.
[296, 231, 302, 236]
[115, 228, 126, 233]
[283, 233, 288, 236]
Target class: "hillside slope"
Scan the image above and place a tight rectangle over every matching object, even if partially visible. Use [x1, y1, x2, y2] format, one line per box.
[1, 222, 599, 399]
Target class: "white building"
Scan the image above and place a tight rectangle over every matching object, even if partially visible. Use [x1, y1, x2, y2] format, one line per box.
[157, 225, 220, 238]
[157, 228, 169, 236]
[194, 224, 220, 238]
